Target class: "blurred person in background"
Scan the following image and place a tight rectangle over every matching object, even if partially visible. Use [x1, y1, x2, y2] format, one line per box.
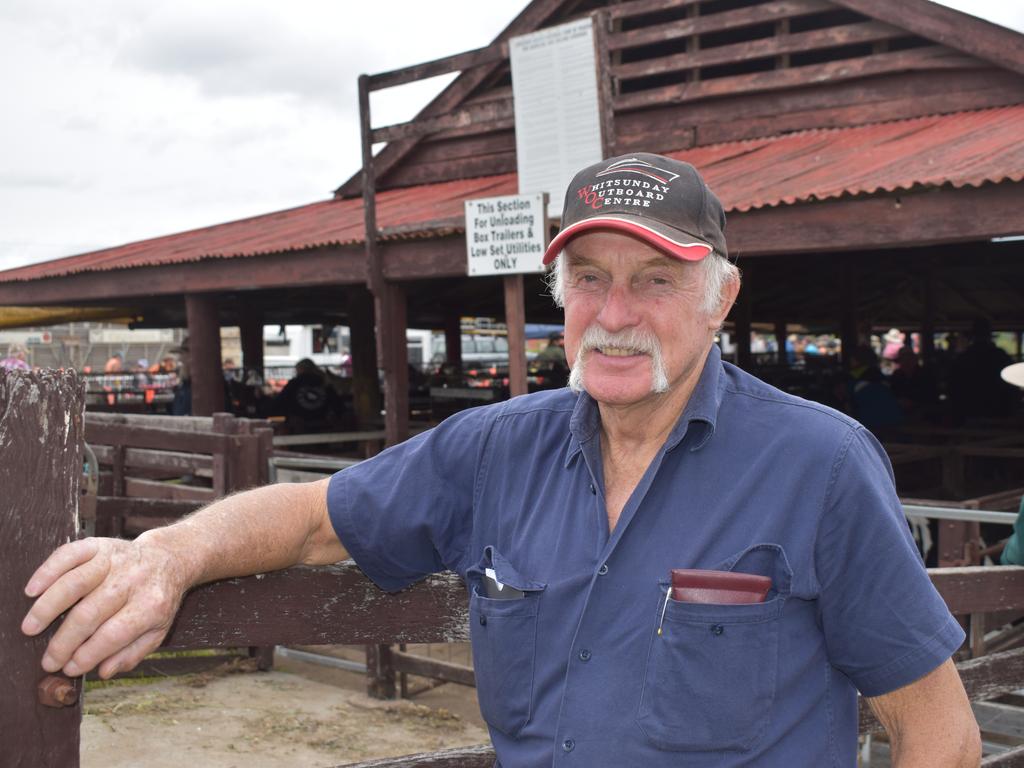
[0, 342, 30, 371]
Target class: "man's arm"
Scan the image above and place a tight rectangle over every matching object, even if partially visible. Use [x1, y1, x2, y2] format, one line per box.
[21, 477, 345, 680]
[866, 658, 981, 767]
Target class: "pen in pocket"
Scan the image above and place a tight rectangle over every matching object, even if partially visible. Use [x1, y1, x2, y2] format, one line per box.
[657, 585, 671, 636]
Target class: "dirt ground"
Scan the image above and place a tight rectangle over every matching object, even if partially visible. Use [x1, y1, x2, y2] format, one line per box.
[81, 649, 488, 768]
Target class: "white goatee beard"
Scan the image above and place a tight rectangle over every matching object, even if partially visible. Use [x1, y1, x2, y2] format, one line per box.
[568, 326, 669, 395]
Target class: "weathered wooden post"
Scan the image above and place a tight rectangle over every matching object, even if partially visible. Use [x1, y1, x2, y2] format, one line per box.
[0, 369, 84, 767]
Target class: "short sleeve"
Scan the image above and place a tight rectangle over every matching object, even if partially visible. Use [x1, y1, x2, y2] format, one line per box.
[815, 427, 964, 697]
[327, 404, 498, 592]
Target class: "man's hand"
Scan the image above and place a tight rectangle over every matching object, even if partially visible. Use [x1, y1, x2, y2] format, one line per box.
[21, 535, 191, 679]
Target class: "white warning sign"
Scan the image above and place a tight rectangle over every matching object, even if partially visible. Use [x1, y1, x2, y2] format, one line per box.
[465, 193, 548, 276]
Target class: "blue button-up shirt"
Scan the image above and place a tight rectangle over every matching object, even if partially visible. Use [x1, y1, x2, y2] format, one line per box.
[328, 345, 963, 767]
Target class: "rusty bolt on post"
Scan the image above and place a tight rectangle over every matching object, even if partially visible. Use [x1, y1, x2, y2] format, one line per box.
[38, 675, 78, 708]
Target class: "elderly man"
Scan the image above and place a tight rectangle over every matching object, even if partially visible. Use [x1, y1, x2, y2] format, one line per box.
[23, 153, 978, 766]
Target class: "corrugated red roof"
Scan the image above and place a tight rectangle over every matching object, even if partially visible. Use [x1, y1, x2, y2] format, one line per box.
[1, 106, 1021, 283]
[676, 105, 1024, 211]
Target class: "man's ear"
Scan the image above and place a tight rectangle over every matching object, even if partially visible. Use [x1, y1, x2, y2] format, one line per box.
[708, 272, 741, 330]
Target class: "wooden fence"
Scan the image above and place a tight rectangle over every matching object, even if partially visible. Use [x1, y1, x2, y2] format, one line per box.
[4, 371, 1024, 766]
[82, 410, 277, 677]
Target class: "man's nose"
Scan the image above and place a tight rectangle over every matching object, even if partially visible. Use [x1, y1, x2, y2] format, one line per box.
[595, 282, 641, 332]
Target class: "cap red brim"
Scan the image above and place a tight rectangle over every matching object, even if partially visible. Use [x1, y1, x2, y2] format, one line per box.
[542, 217, 713, 265]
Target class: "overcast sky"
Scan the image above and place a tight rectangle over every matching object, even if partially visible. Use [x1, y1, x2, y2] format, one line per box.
[1, 0, 1021, 273]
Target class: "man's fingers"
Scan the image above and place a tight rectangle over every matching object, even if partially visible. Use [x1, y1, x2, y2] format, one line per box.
[40, 586, 129, 674]
[93, 629, 168, 680]
[24, 538, 100, 599]
[22, 553, 107, 638]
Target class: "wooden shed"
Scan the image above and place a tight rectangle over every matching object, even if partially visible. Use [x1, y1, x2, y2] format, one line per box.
[0, 0, 1022, 444]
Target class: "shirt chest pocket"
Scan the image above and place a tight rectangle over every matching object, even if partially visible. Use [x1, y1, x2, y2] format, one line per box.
[467, 547, 546, 738]
[636, 544, 791, 753]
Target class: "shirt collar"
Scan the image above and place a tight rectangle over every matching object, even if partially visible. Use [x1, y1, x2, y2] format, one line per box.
[564, 343, 725, 467]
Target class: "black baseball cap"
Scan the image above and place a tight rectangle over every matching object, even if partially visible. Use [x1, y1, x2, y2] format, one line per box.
[542, 152, 727, 264]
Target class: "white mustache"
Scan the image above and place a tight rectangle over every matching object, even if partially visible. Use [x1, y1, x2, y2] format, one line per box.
[569, 326, 670, 394]
[576, 326, 661, 357]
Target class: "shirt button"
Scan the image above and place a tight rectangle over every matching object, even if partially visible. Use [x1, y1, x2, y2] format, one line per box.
[589, 482, 596, 494]
[711, 624, 724, 636]
[562, 738, 575, 752]
[597, 564, 609, 576]
[479, 615, 487, 626]
[578, 648, 591, 662]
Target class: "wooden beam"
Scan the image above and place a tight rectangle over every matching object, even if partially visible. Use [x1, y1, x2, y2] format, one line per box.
[613, 21, 903, 81]
[727, 183, 1024, 258]
[1, 370, 84, 768]
[609, 0, 700, 20]
[335, 744, 496, 768]
[382, 237, 468, 282]
[162, 564, 470, 648]
[608, 0, 832, 52]
[381, 152, 517, 187]
[391, 651, 476, 688]
[367, 41, 509, 92]
[832, 0, 1024, 76]
[614, 46, 985, 111]
[185, 293, 223, 417]
[371, 100, 516, 145]
[96, 497, 202, 519]
[930, 566, 1024, 615]
[616, 68, 1024, 150]
[0, 243, 368, 306]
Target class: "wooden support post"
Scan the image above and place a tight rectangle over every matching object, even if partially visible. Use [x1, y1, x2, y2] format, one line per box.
[366, 643, 397, 700]
[775, 320, 788, 366]
[359, 72, 408, 448]
[444, 312, 463, 369]
[347, 286, 383, 433]
[921, 262, 936, 368]
[381, 282, 410, 447]
[775, 18, 791, 69]
[504, 275, 528, 398]
[185, 293, 223, 417]
[1, 370, 84, 768]
[733, 263, 752, 370]
[686, 4, 701, 83]
[840, 259, 859, 371]
[943, 448, 966, 499]
[593, 10, 616, 157]
[239, 306, 264, 381]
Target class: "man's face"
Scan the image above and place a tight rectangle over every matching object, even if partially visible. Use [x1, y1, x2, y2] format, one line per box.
[562, 231, 727, 409]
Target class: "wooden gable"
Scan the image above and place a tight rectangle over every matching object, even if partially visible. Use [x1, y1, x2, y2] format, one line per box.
[340, 0, 1024, 195]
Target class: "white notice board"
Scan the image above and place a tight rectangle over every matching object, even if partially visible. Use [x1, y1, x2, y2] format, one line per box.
[510, 17, 603, 219]
[465, 194, 548, 276]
